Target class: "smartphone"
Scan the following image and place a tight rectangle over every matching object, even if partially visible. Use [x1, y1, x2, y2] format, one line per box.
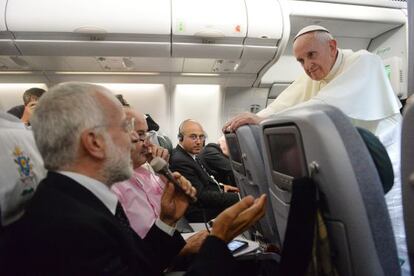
[227, 239, 248, 253]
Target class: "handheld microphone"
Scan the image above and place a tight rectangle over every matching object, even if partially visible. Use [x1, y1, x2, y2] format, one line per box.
[150, 157, 197, 203]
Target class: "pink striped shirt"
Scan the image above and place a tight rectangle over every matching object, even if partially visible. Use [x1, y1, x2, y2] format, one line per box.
[112, 166, 165, 238]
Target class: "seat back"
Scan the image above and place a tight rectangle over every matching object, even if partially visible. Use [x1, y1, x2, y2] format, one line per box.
[225, 128, 279, 245]
[158, 134, 173, 155]
[0, 112, 45, 228]
[261, 103, 400, 276]
[402, 102, 414, 271]
[147, 130, 173, 156]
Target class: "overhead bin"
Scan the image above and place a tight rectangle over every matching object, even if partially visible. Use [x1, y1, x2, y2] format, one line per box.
[5, 0, 171, 57]
[289, 1, 406, 38]
[172, 0, 248, 59]
[2, 0, 289, 86]
[0, 0, 19, 56]
[299, 0, 407, 9]
[243, 0, 284, 61]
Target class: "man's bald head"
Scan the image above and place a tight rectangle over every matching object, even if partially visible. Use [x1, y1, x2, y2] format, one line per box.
[179, 119, 206, 155]
[126, 109, 146, 127]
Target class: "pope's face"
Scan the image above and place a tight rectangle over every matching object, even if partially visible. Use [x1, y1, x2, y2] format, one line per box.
[293, 32, 337, 81]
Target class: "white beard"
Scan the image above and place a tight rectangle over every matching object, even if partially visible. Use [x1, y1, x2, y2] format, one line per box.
[101, 133, 133, 185]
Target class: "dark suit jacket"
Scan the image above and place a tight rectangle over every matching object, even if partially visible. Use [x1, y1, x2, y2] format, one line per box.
[7, 105, 24, 119]
[170, 145, 239, 222]
[0, 172, 237, 275]
[199, 143, 236, 186]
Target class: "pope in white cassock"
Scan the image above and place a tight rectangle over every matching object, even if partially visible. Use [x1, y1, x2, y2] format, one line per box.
[225, 25, 408, 275]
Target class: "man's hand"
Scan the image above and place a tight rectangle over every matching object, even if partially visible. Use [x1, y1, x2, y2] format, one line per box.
[223, 184, 239, 193]
[222, 112, 264, 133]
[159, 172, 197, 227]
[211, 195, 266, 243]
[179, 230, 209, 256]
[21, 101, 38, 125]
[146, 144, 170, 163]
[26, 101, 38, 113]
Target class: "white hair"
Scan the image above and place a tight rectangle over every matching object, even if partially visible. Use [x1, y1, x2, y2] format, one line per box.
[314, 30, 334, 43]
[31, 82, 119, 171]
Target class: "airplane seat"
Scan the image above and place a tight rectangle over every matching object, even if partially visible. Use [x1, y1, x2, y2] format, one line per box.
[0, 112, 45, 230]
[260, 103, 400, 275]
[157, 134, 173, 156]
[146, 130, 173, 156]
[225, 127, 280, 246]
[402, 102, 414, 272]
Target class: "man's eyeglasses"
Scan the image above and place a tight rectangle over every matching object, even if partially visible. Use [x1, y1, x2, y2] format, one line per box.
[136, 131, 152, 142]
[186, 134, 206, 141]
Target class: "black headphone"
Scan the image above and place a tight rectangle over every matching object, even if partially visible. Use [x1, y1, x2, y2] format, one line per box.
[177, 133, 184, 142]
[177, 120, 187, 142]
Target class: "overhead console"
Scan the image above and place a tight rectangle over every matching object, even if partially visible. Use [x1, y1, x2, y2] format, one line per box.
[5, 0, 172, 57]
[0, 0, 289, 87]
[172, 0, 285, 61]
[0, 0, 19, 56]
[172, 0, 247, 60]
[4, 0, 289, 62]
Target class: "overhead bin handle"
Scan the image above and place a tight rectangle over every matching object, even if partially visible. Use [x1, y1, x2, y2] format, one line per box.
[194, 29, 225, 38]
[73, 26, 107, 34]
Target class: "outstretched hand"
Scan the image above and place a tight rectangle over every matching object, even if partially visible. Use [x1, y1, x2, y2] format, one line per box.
[222, 112, 264, 133]
[211, 194, 267, 243]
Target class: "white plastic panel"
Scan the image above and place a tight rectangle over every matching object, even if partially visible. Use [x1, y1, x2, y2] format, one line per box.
[172, 84, 222, 144]
[304, 0, 407, 9]
[242, 0, 283, 59]
[261, 55, 303, 84]
[172, 0, 247, 38]
[0, 0, 7, 32]
[6, 0, 170, 35]
[222, 87, 269, 125]
[244, 0, 283, 40]
[14, 40, 170, 57]
[369, 25, 408, 98]
[172, 0, 246, 59]
[289, 1, 405, 25]
[241, 45, 278, 60]
[172, 43, 242, 59]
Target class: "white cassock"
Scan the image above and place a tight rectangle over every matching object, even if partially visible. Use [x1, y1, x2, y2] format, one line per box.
[259, 49, 409, 274]
[0, 112, 45, 226]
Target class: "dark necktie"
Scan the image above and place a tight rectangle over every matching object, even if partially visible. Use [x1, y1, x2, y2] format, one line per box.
[195, 157, 206, 172]
[195, 157, 222, 191]
[115, 202, 135, 236]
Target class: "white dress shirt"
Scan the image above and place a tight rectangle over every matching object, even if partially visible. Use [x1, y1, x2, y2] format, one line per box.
[58, 171, 175, 236]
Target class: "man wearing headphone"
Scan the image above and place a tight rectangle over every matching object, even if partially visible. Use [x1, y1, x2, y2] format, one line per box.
[170, 119, 240, 222]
